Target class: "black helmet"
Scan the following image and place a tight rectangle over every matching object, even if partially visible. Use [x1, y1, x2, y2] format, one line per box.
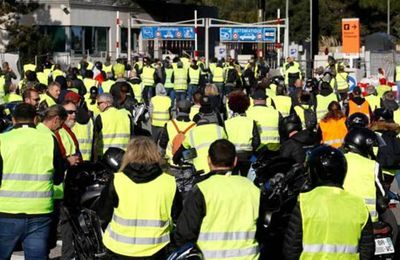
[280, 114, 302, 139]
[307, 145, 347, 187]
[374, 108, 393, 122]
[102, 147, 125, 172]
[95, 61, 103, 71]
[346, 112, 369, 130]
[344, 128, 378, 159]
[167, 243, 203, 260]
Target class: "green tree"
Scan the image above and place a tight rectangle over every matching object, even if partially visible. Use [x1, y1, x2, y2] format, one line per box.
[0, 1, 52, 64]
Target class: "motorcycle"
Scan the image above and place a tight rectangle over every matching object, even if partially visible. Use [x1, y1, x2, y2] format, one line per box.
[373, 221, 395, 259]
[252, 155, 309, 259]
[63, 148, 125, 260]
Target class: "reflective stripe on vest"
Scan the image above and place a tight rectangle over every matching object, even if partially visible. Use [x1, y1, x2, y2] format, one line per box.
[302, 244, 358, 254]
[2, 173, 52, 181]
[106, 226, 170, 245]
[323, 138, 344, 146]
[112, 214, 169, 227]
[202, 246, 259, 259]
[0, 190, 52, 198]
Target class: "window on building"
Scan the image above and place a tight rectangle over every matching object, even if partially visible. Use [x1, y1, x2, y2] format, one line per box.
[96, 27, 108, 53]
[71, 26, 83, 54]
[121, 27, 128, 52]
[39, 26, 66, 52]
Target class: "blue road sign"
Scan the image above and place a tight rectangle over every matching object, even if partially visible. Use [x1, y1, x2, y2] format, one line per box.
[219, 27, 276, 43]
[141, 26, 194, 40]
[263, 28, 276, 43]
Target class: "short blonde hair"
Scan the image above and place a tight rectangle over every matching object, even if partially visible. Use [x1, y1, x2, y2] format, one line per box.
[204, 83, 219, 96]
[119, 137, 164, 171]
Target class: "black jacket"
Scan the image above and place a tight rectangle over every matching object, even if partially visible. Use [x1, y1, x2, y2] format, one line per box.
[280, 130, 319, 164]
[283, 200, 375, 260]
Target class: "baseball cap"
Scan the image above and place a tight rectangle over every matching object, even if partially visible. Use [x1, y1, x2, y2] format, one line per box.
[252, 88, 267, 100]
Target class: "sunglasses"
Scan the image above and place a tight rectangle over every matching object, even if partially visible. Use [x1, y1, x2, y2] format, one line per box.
[33, 98, 40, 102]
[66, 110, 77, 115]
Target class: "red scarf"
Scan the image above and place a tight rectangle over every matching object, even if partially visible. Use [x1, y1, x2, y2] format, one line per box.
[55, 124, 82, 160]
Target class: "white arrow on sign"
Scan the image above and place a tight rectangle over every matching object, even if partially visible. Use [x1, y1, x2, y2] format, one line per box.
[239, 34, 256, 41]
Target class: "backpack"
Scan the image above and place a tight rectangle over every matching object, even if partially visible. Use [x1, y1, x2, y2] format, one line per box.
[171, 120, 196, 155]
[226, 68, 237, 83]
[300, 105, 317, 130]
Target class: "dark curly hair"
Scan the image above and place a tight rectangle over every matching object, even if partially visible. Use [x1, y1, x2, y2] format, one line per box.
[228, 90, 250, 114]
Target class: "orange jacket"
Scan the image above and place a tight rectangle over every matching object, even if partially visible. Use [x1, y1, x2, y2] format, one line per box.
[319, 117, 348, 148]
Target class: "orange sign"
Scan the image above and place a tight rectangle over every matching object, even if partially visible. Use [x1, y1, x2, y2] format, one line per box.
[342, 18, 360, 54]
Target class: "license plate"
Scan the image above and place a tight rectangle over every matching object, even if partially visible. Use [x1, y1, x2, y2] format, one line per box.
[375, 237, 395, 255]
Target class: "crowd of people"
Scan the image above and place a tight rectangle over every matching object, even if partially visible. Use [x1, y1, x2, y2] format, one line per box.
[0, 53, 399, 259]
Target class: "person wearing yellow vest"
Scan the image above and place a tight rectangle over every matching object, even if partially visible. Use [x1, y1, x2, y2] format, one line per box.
[113, 58, 125, 77]
[141, 60, 157, 105]
[96, 137, 180, 259]
[317, 101, 348, 149]
[346, 87, 372, 119]
[0, 103, 65, 259]
[315, 82, 339, 121]
[164, 62, 175, 101]
[83, 70, 97, 93]
[225, 91, 260, 175]
[343, 128, 386, 224]
[23, 62, 36, 77]
[103, 56, 113, 75]
[247, 88, 281, 152]
[173, 115, 227, 174]
[174, 139, 260, 259]
[271, 85, 293, 117]
[128, 71, 143, 104]
[94, 93, 133, 158]
[211, 62, 225, 98]
[190, 91, 202, 120]
[333, 64, 349, 101]
[283, 145, 374, 259]
[293, 90, 316, 130]
[51, 64, 65, 80]
[3, 84, 22, 104]
[365, 85, 381, 112]
[101, 73, 116, 93]
[284, 56, 302, 90]
[188, 60, 201, 100]
[172, 61, 188, 102]
[39, 81, 61, 109]
[150, 84, 171, 143]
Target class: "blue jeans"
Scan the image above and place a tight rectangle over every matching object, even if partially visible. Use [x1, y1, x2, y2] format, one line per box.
[0, 216, 52, 259]
[187, 84, 198, 101]
[175, 91, 187, 103]
[166, 88, 175, 102]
